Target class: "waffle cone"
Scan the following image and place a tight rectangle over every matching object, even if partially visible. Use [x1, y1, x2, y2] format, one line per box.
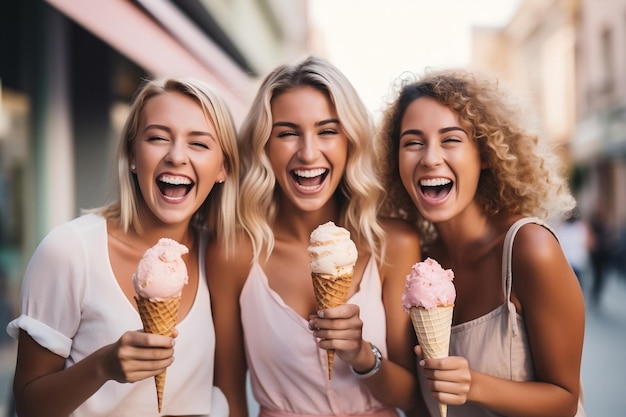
[410, 305, 453, 417]
[312, 272, 352, 379]
[135, 296, 181, 413]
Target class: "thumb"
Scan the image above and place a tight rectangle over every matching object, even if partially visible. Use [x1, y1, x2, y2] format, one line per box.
[414, 344, 424, 359]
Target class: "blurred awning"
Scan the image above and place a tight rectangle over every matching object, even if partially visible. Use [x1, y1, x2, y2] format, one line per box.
[572, 104, 626, 164]
[44, 0, 254, 123]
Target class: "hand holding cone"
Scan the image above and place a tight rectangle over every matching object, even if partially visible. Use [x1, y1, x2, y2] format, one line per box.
[410, 305, 453, 417]
[402, 258, 456, 417]
[135, 296, 181, 412]
[311, 271, 352, 379]
[307, 221, 358, 380]
[132, 238, 189, 412]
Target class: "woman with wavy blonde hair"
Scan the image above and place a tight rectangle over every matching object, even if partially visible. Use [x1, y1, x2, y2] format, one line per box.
[8, 77, 238, 416]
[378, 68, 586, 417]
[207, 56, 427, 416]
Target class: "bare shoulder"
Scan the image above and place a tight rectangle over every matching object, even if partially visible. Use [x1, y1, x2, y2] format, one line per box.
[510, 221, 579, 305]
[206, 230, 254, 291]
[378, 217, 421, 278]
[511, 222, 562, 268]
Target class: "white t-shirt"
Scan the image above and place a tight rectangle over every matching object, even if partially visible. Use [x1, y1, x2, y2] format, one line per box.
[7, 214, 224, 416]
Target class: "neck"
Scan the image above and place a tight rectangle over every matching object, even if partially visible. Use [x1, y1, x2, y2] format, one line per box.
[273, 199, 342, 243]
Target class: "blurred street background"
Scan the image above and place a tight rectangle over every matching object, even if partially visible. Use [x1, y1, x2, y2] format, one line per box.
[1, 0, 626, 415]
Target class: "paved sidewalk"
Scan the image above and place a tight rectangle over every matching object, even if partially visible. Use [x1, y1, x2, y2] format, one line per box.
[580, 273, 626, 416]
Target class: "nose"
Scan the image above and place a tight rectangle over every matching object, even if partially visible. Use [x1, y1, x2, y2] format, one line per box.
[165, 139, 188, 165]
[421, 143, 443, 167]
[296, 134, 319, 162]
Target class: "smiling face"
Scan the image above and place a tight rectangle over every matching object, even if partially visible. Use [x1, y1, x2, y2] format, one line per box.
[267, 86, 348, 213]
[398, 97, 483, 224]
[131, 91, 226, 227]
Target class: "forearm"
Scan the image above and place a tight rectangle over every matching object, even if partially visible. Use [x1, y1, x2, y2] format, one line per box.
[215, 371, 248, 417]
[469, 371, 580, 417]
[350, 342, 419, 410]
[14, 346, 110, 417]
[360, 358, 420, 410]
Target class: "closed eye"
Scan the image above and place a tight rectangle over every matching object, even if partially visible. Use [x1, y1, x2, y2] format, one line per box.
[276, 130, 298, 138]
[401, 138, 424, 148]
[148, 135, 168, 142]
[191, 141, 210, 149]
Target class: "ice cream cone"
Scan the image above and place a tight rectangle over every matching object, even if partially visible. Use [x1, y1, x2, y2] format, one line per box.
[135, 296, 181, 413]
[312, 272, 352, 379]
[410, 305, 453, 417]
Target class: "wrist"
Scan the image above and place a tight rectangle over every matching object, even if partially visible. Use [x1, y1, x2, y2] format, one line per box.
[350, 342, 382, 379]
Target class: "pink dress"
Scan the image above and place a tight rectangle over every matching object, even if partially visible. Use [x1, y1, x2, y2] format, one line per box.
[240, 256, 398, 417]
[418, 217, 586, 417]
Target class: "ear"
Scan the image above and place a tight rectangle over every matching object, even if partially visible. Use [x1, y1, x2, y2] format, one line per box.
[216, 162, 228, 184]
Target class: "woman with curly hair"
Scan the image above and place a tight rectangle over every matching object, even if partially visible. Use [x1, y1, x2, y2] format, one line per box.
[207, 56, 427, 416]
[378, 69, 586, 417]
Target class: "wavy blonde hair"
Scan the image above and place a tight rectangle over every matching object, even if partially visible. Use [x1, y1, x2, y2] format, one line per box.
[238, 55, 385, 263]
[93, 77, 240, 254]
[378, 68, 575, 244]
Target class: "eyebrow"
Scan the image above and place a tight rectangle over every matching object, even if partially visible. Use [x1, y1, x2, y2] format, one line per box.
[400, 126, 467, 138]
[272, 118, 340, 129]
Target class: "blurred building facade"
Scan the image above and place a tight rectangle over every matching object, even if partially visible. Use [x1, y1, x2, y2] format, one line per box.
[572, 0, 626, 232]
[471, 0, 626, 227]
[0, 1, 308, 411]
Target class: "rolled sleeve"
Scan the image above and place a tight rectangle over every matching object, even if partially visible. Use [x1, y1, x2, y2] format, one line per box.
[7, 314, 72, 357]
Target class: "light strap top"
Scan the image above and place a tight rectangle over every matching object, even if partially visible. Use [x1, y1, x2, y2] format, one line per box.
[241, 256, 396, 416]
[418, 217, 585, 417]
[501, 217, 556, 337]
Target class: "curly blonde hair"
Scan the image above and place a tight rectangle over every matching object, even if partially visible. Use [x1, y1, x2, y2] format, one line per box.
[378, 68, 575, 244]
[238, 55, 385, 263]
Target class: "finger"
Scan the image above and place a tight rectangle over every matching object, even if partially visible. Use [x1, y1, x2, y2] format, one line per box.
[430, 382, 470, 406]
[314, 327, 362, 344]
[123, 331, 175, 349]
[121, 357, 176, 383]
[317, 303, 359, 319]
[414, 344, 423, 359]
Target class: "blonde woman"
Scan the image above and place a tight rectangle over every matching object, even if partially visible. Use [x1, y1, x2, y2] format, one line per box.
[207, 56, 426, 417]
[8, 77, 239, 416]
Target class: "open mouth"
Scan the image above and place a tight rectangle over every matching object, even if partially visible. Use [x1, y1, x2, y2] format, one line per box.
[420, 177, 453, 200]
[157, 174, 194, 199]
[291, 168, 329, 191]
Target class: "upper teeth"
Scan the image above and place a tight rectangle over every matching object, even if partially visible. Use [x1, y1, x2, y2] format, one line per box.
[294, 168, 326, 178]
[159, 175, 191, 185]
[420, 178, 451, 187]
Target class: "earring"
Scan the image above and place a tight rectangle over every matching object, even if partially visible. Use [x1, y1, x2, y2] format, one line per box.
[130, 163, 136, 172]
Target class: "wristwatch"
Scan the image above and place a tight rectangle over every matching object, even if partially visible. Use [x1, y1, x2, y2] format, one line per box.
[350, 342, 382, 379]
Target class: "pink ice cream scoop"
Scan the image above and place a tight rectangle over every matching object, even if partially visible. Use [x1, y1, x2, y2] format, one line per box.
[132, 238, 189, 301]
[402, 257, 456, 311]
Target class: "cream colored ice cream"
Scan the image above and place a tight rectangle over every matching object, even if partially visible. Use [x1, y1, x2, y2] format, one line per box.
[132, 238, 189, 412]
[308, 221, 358, 277]
[402, 257, 456, 417]
[307, 221, 358, 379]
